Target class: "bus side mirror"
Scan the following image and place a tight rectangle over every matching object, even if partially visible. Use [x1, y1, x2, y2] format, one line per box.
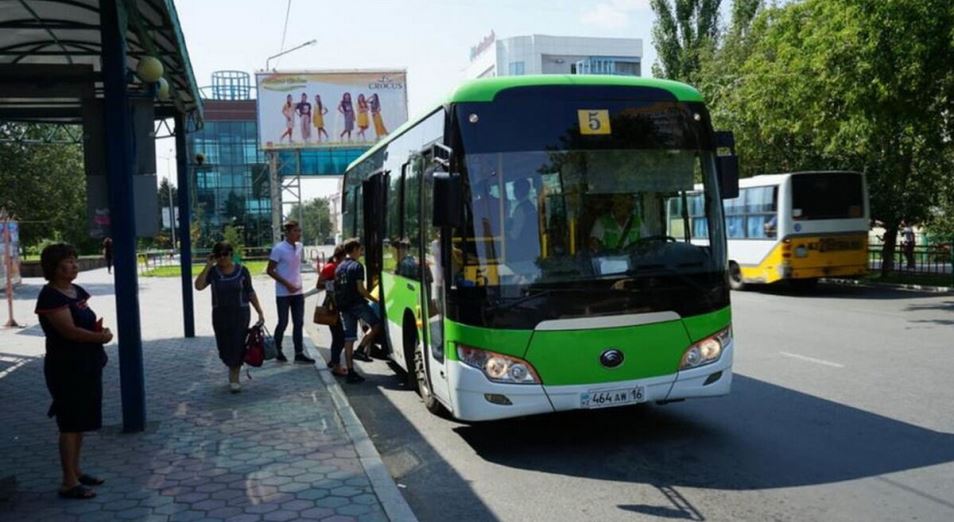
[433, 171, 462, 228]
[714, 131, 739, 200]
[717, 155, 740, 199]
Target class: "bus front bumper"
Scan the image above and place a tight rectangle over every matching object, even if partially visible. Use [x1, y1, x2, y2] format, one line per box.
[447, 341, 733, 422]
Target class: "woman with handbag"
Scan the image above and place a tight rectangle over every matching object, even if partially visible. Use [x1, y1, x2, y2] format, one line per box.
[316, 245, 347, 376]
[195, 241, 265, 393]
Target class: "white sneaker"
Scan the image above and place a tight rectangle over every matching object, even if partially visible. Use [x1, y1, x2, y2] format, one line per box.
[229, 382, 241, 393]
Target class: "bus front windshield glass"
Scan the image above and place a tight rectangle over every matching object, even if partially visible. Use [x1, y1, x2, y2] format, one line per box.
[454, 149, 726, 288]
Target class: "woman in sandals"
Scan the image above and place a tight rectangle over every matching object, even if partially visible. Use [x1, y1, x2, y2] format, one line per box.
[34, 243, 113, 499]
[195, 241, 265, 392]
[318, 245, 347, 376]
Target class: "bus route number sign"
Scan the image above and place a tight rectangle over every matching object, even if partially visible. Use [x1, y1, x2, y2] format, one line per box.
[581, 386, 646, 409]
[578, 110, 612, 135]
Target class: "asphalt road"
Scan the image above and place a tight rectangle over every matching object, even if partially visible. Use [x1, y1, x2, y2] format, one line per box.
[308, 284, 954, 522]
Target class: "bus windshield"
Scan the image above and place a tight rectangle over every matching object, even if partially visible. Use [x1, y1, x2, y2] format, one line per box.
[457, 148, 725, 287]
[791, 172, 864, 220]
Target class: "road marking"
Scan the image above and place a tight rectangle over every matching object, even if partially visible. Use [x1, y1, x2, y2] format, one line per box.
[779, 351, 845, 368]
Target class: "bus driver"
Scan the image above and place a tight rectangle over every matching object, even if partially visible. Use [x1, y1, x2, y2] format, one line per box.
[588, 193, 643, 252]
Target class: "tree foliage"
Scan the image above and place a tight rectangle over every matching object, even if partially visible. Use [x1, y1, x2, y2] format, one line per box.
[0, 124, 96, 253]
[650, 0, 724, 83]
[288, 197, 335, 245]
[698, 0, 954, 272]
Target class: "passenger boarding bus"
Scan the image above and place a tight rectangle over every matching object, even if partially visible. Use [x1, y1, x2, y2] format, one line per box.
[341, 76, 739, 421]
[673, 172, 869, 290]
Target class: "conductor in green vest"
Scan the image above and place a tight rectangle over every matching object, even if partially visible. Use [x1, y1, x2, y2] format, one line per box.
[588, 193, 642, 252]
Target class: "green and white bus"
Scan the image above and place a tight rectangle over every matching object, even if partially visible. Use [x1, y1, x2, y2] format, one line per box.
[340, 75, 739, 421]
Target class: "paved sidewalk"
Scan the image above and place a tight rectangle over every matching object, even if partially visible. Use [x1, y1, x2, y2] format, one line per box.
[0, 267, 415, 522]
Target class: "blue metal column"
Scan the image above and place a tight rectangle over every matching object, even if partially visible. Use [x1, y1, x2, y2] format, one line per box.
[175, 114, 194, 337]
[100, 0, 146, 432]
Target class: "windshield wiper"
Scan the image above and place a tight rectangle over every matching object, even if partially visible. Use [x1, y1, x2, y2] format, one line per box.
[629, 264, 719, 307]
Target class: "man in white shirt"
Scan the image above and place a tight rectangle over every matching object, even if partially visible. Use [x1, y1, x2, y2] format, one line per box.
[267, 220, 314, 363]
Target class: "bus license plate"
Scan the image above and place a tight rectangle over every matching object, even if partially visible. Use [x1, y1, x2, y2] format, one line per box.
[581, 386, 646, 409]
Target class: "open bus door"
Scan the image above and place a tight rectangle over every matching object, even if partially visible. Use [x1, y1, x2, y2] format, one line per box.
[362, 171, 389, 355]
[415, 148, 453, 412]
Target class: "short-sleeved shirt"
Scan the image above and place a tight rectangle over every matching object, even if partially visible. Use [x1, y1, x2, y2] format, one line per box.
[590, 214, 642, 249]
[334, 258, 365, 309]
[34, 284, 101, 360]
[269, 240, 303, 297]
[206, 265, 254, 309]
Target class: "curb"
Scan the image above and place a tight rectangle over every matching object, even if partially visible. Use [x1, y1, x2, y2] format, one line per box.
[822, 277, 954, 294]
[303, 336, 418, 522]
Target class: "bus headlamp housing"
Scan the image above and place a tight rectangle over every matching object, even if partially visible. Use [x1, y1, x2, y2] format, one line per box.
[679, 327, 731, 370]
[457, 344, 541, 385]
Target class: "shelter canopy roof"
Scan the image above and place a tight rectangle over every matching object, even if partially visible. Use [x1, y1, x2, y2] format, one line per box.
[0, 0, 202, 127]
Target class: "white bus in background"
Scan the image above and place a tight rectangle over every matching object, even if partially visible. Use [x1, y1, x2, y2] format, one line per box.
[675, 171, 869, 289]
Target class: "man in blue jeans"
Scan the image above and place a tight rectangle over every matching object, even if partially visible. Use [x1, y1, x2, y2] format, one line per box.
[334, 238, 381, 383]
[267, 220, 314, 363]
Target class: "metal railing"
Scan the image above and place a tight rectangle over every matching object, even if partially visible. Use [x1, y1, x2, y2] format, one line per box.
[868, 243, 953, 275]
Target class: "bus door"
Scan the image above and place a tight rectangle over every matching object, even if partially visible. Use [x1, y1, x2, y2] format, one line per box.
[362, 171, 387, 310]
[419, 160, 451, 406]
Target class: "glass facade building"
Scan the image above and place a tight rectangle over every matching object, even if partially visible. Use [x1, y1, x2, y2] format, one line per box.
[188, 100, 273, 248]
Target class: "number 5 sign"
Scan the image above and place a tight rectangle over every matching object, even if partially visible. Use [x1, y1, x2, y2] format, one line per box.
[577, 109, 611, 135]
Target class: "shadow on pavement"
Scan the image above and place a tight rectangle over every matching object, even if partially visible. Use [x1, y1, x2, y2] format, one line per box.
[309, 334, 497, 522]
[743, 283, 944, 300]
[453, 374, 954, 493]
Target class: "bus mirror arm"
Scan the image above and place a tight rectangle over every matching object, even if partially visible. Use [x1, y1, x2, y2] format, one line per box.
[433, 171, 463, 228]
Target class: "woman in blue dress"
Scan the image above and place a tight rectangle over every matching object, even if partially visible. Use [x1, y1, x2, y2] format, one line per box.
[194, 241, 265, 392]
[35, 243, 114, 499]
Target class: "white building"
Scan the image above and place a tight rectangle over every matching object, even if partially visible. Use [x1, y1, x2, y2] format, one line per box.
[464, 33, 643, 80]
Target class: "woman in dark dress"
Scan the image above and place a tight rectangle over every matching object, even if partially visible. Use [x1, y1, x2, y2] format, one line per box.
[194, 241, 265, 392]
[34, 243, 113, 500]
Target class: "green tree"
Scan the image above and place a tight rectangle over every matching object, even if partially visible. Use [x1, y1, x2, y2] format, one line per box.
[288, 197, 335, 245]
[707, 0, 954, 273]
[0, 124, 96, 253]
[155, 177, 178, 248]
[650, 0, 724, 83]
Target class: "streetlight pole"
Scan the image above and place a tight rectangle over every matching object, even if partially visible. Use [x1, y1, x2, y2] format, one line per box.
[265, 39, 317, 71]
[163, 150, 176, 253]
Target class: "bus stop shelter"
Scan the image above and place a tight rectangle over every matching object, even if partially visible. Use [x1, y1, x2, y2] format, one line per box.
[0, 0, 203, 432]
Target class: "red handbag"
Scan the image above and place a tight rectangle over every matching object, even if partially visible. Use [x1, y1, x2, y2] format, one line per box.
[244, 324, 265, 367]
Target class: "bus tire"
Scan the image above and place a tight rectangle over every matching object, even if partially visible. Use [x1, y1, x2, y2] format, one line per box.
[414, 341, 444, 415]
[728, 262, 746, 291]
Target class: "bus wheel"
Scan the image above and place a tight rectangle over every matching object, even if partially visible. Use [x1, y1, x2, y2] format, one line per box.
[728, 262, 746, 291]
[414, 342, 444, 415]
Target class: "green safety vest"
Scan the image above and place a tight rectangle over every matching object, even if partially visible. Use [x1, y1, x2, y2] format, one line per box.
[598, 214, 641, 248]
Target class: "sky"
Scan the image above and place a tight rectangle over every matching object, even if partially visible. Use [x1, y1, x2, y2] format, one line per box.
[157, 0, 661, 200]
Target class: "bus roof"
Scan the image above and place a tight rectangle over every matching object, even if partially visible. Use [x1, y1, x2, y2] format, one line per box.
[347, 75, 704, 172]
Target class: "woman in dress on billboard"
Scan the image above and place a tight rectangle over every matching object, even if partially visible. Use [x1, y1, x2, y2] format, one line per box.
[280, 94, 295, 143]
[356, 94, 370, 141]
[338, 92, 355, 142]
[313, 94, 329, 142]
[296, 93, 312, 143]
[370, 93, 388, 139]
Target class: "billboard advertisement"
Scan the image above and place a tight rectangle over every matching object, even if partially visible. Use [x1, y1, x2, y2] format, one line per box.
[256, 70, 408, 150]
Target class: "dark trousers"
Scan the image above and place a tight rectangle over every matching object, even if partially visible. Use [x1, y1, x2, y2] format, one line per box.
[328, 320, 345, 366]
[275, 294, 304, 354]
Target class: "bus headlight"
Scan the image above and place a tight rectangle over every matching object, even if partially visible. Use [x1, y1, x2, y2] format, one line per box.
[457, 344, 541, 384]
[679, 327, 731, 370]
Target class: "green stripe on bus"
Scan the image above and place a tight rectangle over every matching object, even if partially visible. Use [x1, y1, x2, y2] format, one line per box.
[448, 75, 705, 103]
[681, 306, 732, 342]
[443, 321, 534, 361]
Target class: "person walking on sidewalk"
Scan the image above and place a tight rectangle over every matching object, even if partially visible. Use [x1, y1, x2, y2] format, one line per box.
[194, 241, 266, 392]
[318, 244, 347, 376]
[334, 238, 382, 383]
[267, 220, 314, 363]
[34, 243, 113, 500]
[101, 237, 112, 274]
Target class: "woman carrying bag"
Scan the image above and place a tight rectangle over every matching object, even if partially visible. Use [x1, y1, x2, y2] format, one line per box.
[195, 241, 265, 392]
[315, 245, 347, 376]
